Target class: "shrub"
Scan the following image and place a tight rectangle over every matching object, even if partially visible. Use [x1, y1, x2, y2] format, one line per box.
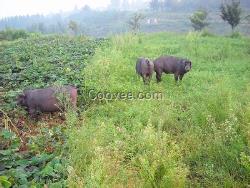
[189, 9, 209, 31]
[0, 29, 29, 41]
[201, 29, 215, 37]
[229, 31, 242, 38]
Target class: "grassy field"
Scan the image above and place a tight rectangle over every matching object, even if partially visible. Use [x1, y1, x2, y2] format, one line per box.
[1, 32, 250, 187]
[68, 33, 250, 187]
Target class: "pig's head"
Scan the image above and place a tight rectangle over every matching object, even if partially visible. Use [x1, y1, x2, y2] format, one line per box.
[184, 60, 192, 72]
[17, 93, 27, 107]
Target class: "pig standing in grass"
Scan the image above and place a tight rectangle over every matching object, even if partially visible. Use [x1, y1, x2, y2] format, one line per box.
[136, 57, 154, 84]
[153, 56, 192, 82]
[17, 85, 77, 117]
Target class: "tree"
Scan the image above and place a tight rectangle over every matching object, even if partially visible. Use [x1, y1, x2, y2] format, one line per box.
[68, 20, 79, 35]
[220, 0, 242, 31]
[245, 15, 250, 23]
[189, 9, 209, 31]
[128, 13, 144, 33]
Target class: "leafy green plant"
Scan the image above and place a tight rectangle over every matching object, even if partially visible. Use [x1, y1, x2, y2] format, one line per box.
[0, 176, 12, 188]
[0, 127, 69, 187]
[190, 9, 209, 31]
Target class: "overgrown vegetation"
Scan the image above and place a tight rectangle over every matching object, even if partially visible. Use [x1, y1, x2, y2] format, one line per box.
[0, 35, 107, 111]
[0, 35, 106, 187]
[1, 32, 250, 187]
[67, 33, 250, 187]
[0, 120, 68, 187]
[0, 29, 30, 41]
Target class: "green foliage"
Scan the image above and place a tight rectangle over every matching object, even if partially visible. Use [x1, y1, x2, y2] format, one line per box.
[200, 29, 215, 37]
[0, 29, 29, 41]
[220, 0, 242, 31]
[190, 9, 209, 31]
[67, 32, 250, 187]
[1, 32, 250, 187]
[0, 35, 107, 111]
[0, 127, 68, 187]
[0, 176, 12, 188]
[0, 35, 107, 187]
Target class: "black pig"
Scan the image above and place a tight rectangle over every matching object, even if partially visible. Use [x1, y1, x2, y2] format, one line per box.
[17, 86, 77, 117]
[136, 57, 154, 84]
[153, 56, 192, 82]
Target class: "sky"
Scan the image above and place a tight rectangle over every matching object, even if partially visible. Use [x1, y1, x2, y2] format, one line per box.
[0, 0, 111, 18]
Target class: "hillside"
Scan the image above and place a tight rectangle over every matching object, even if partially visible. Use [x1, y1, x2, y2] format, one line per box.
[1, 10, 250, 37]
[1, 33, 250, 187]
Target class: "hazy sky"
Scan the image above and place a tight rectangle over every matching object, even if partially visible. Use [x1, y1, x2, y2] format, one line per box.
[0, 0, 111, 18]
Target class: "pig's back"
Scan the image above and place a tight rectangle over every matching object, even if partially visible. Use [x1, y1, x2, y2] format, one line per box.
[154, 56, 180, 73]
[26, 88, 59, 112]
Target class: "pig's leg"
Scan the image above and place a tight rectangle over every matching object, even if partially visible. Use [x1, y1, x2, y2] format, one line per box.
[156, 71, 162, 83]
[142, 75, 147, 85]
[146, 76, 150, 85]
[28, 108, 38, 120]
[179, 74, 184, 81]
[148, 75, 152, 84]
[174, 74, 179, 82]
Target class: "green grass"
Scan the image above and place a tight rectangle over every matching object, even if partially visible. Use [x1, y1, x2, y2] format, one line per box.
[67, 32, 250, 187]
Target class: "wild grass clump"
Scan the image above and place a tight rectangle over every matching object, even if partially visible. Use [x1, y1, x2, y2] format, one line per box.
[68, 32, 250, 187]
[229, 31, 242, 38]
[68, 122, 188, 187]
[200, 29, 215, 37]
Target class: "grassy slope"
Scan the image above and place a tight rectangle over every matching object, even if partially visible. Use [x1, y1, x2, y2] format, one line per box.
[68, 33, 250, 187]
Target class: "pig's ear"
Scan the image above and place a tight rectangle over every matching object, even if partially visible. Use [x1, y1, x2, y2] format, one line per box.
[184, 60, 191, 66]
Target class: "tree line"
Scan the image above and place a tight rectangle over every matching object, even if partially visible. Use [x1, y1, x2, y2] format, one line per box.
[0, 0, 249, 37]
[190, 0, 242, 32]
[149, 0, 250, 11]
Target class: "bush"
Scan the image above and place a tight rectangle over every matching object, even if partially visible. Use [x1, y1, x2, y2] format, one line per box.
[0, 29, 29, 41]
[229, 31, 242, 38]
[200, 29, 215, 37]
